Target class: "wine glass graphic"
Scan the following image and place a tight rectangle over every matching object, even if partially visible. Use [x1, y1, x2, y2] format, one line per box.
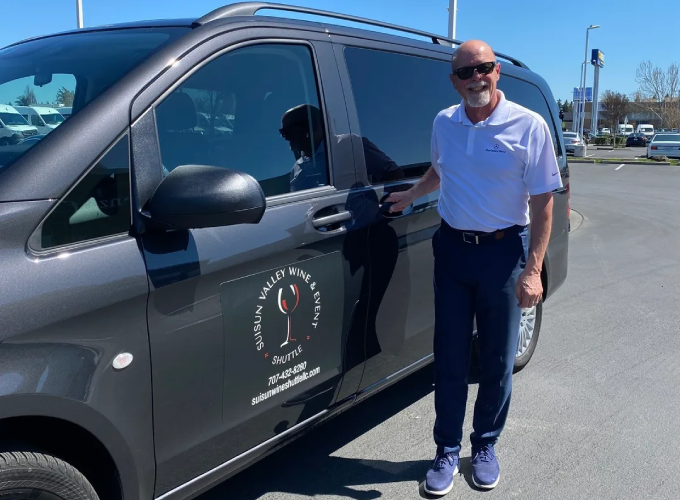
[278, 284, 300, 348]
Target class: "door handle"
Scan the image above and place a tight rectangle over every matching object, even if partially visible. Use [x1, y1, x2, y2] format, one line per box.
[312, 210, 352, 229]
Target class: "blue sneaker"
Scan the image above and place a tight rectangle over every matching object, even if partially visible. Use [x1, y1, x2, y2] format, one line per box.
[424, 452, 459, 496]
[471, 444, 500, 489]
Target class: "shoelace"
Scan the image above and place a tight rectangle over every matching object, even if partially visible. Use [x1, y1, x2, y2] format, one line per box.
[434, 453, 455, 469]
[474, 446, 494, 463]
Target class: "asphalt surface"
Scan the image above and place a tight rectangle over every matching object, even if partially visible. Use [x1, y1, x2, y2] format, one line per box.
[201, 163, 680, 500]
[571, 146, 646, 160]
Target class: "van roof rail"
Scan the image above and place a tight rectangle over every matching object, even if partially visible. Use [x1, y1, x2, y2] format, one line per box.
[193, 2, 529, 69]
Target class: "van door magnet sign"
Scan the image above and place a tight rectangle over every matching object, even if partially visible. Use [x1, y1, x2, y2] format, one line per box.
[219, 252, 344, 426]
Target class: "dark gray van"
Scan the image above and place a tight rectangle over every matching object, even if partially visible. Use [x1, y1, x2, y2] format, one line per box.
[0, 3, 569, 499]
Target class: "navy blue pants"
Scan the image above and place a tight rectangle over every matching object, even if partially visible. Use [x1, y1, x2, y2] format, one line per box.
[432, 221, 529, 454]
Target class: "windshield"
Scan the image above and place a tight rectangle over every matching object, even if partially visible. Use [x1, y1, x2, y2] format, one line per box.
[0, 27, 189, 173]
[40, 113, 65, 125]
[654, 134, 680, 142]
[0, 112, 29, 126]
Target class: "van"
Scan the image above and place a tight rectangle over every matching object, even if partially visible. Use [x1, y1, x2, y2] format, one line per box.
[13, 106, 65, 135]
[0, 4, 570, 499]
[618, 123, 634, 136]
[636, 123, 655, 141]
[0, 104, 39, 144]
[56, 106, 72, 119]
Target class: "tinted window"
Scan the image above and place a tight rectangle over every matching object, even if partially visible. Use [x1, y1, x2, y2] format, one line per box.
[498, 76, 562, 156]
[344, 48, 561, 185]
[655, 134, 680, 141]
[155, 44, 328, 197]
[40, 135, 131, 249]
[345, 47, 457, 183]
[0, 28, 188, 173]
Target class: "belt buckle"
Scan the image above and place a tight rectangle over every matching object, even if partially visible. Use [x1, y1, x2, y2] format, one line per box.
[462, 232, 479, 244]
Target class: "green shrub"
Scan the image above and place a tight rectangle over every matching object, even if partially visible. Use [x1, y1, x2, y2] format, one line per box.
[592, 136, 626, 146]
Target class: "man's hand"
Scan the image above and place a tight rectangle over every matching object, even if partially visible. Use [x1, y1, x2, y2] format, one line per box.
[385, 190, 416, 213]
[516, 270, 542, 309]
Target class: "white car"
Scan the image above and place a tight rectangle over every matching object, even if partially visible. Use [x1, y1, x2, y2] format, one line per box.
[563, 131, 582, 154]
[14, 106, 65, 135]
[0, 104, 39, 144]
[647, 133, 680, 159]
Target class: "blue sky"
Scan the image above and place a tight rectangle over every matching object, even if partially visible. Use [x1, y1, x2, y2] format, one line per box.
[1, 0, 678, 105]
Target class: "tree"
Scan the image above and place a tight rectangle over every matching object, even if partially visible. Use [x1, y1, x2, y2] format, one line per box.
[563, 100, 573, 113]
[15, 85, 37, 106]
[635, 60, 680, 127]
[55, 87, 74, 107]
[556, 98, 563, 110]
[600, 91, 629, 143]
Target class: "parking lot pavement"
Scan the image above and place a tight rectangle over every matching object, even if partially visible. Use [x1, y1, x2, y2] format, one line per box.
[200, 163, 680, 500]
[570, 146, 645, 161]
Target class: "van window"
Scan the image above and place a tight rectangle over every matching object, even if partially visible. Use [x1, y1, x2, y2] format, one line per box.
[0, 28, 188, 174]
[0, 113, 28, 126]
[343, 47, 562, 185]
[40, 135, 131, 249]
[344, 47, 456, 184]
[497, 77, 562, 157]
[155, 44, 329, 198]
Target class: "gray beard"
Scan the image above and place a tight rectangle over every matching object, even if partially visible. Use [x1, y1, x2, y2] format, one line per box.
[465, 88, 491, 108]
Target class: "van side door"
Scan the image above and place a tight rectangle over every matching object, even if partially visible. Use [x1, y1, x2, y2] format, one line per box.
[130, 30, 368, 496]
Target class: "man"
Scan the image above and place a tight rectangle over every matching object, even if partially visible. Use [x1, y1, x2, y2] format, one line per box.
[387, 40, 561, 494]
[279, 103, 328, 192]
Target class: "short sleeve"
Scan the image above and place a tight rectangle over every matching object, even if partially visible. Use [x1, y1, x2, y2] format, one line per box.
[431, 116, 441, 177]
[524, 117, 563, 195]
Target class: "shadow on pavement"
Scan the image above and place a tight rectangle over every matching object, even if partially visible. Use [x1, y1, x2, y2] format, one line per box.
[201, 364, 436, 499]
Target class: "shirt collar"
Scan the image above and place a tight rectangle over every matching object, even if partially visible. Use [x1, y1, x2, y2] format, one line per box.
[451, 90, 511, 127]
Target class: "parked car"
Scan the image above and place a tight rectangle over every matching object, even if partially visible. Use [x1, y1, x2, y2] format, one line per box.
[636, 123, 654, 141]
[0, 4, 571, 500]
[0, 104, 39, 144]
[617, 123, 634, 136]
[13, 106, 65, 135]
[626, 132, 647, 147]
[647, 133, 680, 159]
[599, 127, 611, 136]
[563, 131, 582, 154]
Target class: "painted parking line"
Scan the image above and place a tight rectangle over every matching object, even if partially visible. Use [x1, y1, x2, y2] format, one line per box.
[615, 164, 624, 171]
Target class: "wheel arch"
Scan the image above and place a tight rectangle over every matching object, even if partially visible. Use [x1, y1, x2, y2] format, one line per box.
[0, 394, 142, 500]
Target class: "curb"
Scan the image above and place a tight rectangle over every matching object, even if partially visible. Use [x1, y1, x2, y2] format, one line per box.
[569, 160, 673, 165]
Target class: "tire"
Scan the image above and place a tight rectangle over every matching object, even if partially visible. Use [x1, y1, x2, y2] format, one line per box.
[0, 452, 99, 500]
[513, 301, 543, 373]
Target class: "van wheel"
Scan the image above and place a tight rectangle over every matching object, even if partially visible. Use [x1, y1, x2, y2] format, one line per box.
[513, 301, 542, 373]
[0, 452, 99, 500]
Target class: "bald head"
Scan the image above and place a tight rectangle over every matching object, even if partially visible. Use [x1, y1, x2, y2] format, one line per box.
[449, 39, 501, 115]
[452, 40, 496, 70]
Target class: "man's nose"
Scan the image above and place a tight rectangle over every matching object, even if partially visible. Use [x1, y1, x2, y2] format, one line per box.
[471, 71, 483, 81]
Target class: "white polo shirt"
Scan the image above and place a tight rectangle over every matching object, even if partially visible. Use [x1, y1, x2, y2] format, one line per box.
[431, 90, 563, 232]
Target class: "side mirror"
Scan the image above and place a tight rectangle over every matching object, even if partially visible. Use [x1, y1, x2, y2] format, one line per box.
[146, 165, 266, 230]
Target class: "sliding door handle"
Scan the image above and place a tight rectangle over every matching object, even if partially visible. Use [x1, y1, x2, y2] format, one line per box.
[312, 210, 352, 229]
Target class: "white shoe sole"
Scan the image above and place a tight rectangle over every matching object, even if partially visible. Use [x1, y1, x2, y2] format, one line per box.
[423, 466, 459, 496]
[472, 473, 500, 490]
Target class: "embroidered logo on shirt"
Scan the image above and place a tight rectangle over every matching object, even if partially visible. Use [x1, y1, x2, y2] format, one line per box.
[485, 143, 507, 154]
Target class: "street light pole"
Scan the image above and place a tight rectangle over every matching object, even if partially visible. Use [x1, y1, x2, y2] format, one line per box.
[76, 0, 83, 29]
[448, 0, 458, 40]
[580, 24, 599, 148]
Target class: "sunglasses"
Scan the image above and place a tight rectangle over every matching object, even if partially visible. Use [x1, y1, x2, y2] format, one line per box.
[453, 61, 497, 80]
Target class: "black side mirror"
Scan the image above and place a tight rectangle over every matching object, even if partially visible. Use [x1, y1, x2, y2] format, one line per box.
[146, 165, 266, 230]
